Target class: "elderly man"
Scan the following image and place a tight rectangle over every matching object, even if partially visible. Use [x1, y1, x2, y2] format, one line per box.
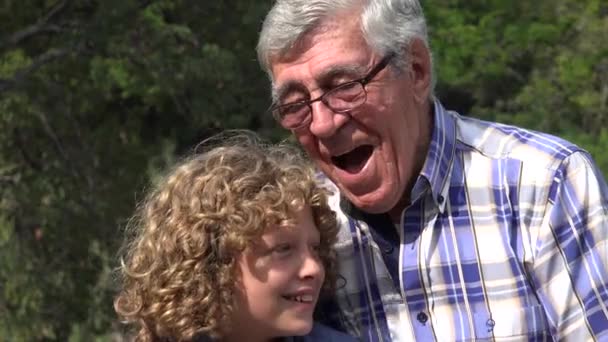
[257, 0, 608, 341]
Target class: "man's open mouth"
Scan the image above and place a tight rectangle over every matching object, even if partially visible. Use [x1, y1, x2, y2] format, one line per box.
[331, 145, 374, 174]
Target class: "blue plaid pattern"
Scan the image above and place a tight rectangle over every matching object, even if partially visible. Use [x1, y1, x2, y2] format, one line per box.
[319, 101, 608, 341]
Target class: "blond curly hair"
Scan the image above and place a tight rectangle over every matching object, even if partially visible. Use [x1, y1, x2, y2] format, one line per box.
[114, 132, 338, 341]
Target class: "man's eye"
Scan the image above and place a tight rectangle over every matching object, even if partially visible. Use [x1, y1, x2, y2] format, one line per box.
[331, 82, 362, 97]
[336, 81, 360, 92]
[280, 102, 308, 116]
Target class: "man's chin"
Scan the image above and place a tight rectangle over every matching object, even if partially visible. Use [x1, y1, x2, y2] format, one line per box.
[343, 189, 398, 214]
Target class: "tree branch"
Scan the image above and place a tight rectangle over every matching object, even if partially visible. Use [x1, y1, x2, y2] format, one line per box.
[0, 47, 70, 93]
[0, 165, 19, 186]
[34, 110, 101, 219]
[4, 25, 63, 50]
[2, 0, 68, 49]
[13, 128, 43, 171]
[34, 110, 77, 180]
[0, 176, 18, 186]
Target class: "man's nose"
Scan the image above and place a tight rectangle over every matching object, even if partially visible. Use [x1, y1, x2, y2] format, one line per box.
[308, 100, 348, 138]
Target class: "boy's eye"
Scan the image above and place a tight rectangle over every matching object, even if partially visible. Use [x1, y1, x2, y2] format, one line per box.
[272, 243, 293, 256]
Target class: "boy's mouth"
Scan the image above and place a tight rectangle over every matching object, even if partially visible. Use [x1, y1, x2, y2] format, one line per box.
[282, 294, 314, 303]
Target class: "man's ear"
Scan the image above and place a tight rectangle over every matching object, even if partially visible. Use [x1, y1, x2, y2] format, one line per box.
[406, 38, 432, 104]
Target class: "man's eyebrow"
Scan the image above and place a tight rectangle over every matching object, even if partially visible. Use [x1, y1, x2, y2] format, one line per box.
[316, 64, 367, 85]
[272, 81, 307, 103]
[271, 63, 367, 102]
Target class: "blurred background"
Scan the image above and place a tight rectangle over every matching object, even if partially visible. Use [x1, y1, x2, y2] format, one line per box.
[0, 0, 606, 340]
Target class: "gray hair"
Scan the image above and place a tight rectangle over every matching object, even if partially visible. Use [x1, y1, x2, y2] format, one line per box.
[257, 0, 432, 84]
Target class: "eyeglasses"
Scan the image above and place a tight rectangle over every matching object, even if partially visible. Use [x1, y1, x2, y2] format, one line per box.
[270, 53, 396, 130]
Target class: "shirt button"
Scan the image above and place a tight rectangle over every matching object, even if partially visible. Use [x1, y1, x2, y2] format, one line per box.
[383, 245, 394, 254]
[486, 318, 495, 331]
[438, 195, 445, 204]
[417, 312, 428, 324]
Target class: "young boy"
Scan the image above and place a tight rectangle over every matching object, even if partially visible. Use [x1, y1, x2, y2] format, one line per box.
[114, 132, 356, 341]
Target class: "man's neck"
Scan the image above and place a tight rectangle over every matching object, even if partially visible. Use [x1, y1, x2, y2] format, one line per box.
[388, 100, 434, 224]
[388, 196, 410, 224]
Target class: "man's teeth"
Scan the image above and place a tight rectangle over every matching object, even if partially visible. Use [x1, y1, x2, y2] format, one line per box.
[285, 295, 314, 303]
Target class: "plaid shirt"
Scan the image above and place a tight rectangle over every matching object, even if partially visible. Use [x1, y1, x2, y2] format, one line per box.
[319, 101, 608, 341]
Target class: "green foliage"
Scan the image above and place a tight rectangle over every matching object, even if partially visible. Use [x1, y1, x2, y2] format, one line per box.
[0, 0, 273, 339]
[427, 0, 608, 174]
[0, 0, 606, 340]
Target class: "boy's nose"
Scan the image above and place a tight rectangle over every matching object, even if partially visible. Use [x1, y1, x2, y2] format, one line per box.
[299, 250, 324, 280]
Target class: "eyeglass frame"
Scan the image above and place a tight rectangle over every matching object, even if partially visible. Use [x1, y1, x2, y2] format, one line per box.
[269, 52, 396, 130]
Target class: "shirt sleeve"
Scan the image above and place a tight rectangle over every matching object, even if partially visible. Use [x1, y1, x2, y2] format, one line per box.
[530, 151, 608, 340]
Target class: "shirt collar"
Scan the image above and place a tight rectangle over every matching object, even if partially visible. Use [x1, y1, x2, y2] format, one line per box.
[340, 99, 457, 217]
[415, 99, 457, 213]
